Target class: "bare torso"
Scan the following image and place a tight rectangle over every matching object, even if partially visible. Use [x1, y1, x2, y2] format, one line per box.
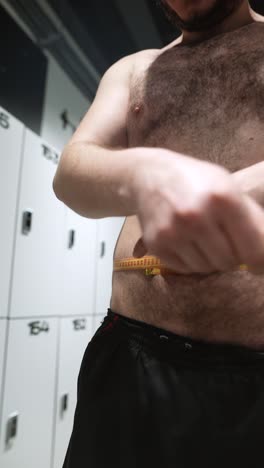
[110, 22, 264, 349]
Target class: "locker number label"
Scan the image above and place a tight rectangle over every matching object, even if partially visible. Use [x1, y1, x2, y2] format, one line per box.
[0, 112, 10, 130]
[28, 320, 50, 335]
[73, 319, 87, 331]
[41, 144, 59, 165]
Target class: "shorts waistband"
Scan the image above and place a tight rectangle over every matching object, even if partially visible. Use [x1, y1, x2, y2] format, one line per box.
[107, 308, 264, 365]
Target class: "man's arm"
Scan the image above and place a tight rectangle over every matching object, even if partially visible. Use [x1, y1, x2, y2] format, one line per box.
[52, 52, 154, 219]
[232, 161, 264, 207]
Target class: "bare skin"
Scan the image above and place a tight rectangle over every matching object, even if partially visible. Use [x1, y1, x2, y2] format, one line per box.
[111, 10, 264, 349]
[62, 1, 264, 348]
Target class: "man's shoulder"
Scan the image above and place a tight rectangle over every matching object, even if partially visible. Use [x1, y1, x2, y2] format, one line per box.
[119, 39, 182, 72]
[114, 49, 161, 71]
[129, 36, 183, 63]
[101, 49, 161, 90]
[103, 37, 183, 89]
[110, 36, 183, 73]
[102, 49, 159, 82]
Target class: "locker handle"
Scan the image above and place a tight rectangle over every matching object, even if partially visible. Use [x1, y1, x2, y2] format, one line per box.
[61, 393, 69, 416]
[100, 241, 105, 258]
[6, 412, 19, 447]
[68, 229, 75, 249]
[22, 211, 33, 235]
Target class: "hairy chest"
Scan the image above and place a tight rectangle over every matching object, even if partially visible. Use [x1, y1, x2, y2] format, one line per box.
[128, 23, 264, 172]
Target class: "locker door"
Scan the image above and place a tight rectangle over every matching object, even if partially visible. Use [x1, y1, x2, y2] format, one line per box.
[95, 217, 125, 315]
[0, 107, 24, 318]
[0, 317, 58, 468]
[52, 316, 93, 468]
[9, 129, 65, 318]
[61, 208, 97, 316]
[0, 319, 8, 440]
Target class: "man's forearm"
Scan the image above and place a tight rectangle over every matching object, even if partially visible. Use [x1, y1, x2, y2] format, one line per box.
[53, 142, 143, 218]
[54, 143, 170, 219]
[232, 161, 264, 207]
[54, 141, 264, 219]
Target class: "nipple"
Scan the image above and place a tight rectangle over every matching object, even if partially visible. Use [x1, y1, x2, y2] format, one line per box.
[134, 104, 142, 115]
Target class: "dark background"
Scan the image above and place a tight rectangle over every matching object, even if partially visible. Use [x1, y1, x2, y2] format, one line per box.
[0, 5, 47, 134]
[51, 0, 264, 74]
[1, 0, 264, 133]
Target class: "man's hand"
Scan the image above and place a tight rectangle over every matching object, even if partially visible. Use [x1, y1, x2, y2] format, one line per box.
[230, 161, 264, 274]
[132, 150, 264, 275]
[232, 161, 264, 208]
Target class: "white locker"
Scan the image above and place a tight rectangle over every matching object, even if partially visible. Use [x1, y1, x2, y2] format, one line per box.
[52, 315, 94, 468]
[0, 108, 24, 318]
[61, 208, 97, 316]
[0, 319, 8, 440]
[9, 129, 65, 318]
[0, 317, 58, 468]
[95, 217, 125, 315]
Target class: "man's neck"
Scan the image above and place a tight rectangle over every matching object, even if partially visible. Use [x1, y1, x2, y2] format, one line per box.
[180, 1, 257, 45]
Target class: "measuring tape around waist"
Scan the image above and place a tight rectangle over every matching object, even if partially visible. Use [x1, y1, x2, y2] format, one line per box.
[113, 255, 249, 276]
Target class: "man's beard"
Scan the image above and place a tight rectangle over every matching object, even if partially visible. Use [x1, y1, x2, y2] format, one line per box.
[157, 0, 245, 32]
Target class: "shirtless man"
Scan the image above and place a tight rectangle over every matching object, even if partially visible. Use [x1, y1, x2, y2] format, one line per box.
[54, 1, 264, 467]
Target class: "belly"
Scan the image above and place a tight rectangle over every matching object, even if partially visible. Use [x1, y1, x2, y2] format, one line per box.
[111, 216, 264, 349]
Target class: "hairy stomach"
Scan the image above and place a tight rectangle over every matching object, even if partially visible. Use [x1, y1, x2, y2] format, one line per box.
[111, 216, 264, 349]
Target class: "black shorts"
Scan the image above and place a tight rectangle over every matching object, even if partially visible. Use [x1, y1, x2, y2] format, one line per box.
[62, 308, 264, 468]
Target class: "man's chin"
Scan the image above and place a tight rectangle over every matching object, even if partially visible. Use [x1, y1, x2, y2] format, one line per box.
[158, 0, 244, 33]
[178, 17, 223, 32]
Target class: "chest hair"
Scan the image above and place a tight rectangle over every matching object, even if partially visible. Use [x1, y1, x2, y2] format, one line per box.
[129, 22, 264, 170]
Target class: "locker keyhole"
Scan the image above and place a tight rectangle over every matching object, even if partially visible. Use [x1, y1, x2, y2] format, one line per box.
[68, 229, 75, 249]
[22, 211, 33, 235]
[6, 412, 19, 446]
[100, 241, 106, 258]
[61, 393, 69, 416]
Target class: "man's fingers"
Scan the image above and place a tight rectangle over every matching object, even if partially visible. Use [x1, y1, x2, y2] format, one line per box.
[187, 218, 240, 271]
[215, 194, 264, 267]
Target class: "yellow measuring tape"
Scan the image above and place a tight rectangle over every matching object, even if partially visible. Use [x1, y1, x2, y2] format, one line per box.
[113, 255, 249, 276]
